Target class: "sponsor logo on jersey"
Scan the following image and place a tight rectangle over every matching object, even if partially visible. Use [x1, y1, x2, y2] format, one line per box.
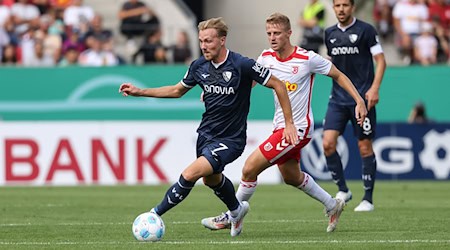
[330, 38, 337, 44]
[349, 34, 358, 43]
[284, 81, 298, 91]
[222, 71, 232, 82]
[264, 142, 273, 151]
[201, 73, 210, 79]
[204, 84, 235, 95]
[331, 47, 360, 55]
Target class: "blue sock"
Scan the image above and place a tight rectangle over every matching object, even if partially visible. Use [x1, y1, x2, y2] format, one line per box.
[210, 175, 239, 212]
[154, 175, 194, 216]
[326, 151, 348, 192]
[362, 154, 377, 203]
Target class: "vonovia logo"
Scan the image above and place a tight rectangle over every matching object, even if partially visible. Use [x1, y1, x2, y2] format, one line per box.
[301, 128, 349, 180]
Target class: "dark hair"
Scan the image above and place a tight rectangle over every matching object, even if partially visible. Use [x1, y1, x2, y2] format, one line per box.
[333, 0, 355, 5]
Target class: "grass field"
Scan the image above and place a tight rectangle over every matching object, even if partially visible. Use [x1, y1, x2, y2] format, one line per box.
[1, 181, 449, 249]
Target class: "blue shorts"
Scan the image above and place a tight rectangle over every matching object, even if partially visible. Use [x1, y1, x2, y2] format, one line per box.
[323, 102, 376, 140]
[196, 135, 244, 174]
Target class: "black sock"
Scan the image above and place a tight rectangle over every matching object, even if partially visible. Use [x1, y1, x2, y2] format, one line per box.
[210, 175, 239, 212]
[362, 154, 377, 203]
[154, 175, 194, 216]
[326, 151, 348, 192]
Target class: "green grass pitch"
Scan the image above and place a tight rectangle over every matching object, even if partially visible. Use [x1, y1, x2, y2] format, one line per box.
[1, 181, 449, 249]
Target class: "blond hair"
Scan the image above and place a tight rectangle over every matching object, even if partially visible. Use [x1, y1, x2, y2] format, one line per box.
[198, 17, 228, 37]
[266, 13, 291, 31]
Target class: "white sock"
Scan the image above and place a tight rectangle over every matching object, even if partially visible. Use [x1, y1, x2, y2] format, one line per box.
[298, 173, 336, 211]
[235, 180, 258, 202]
[229, 205, 240, 218]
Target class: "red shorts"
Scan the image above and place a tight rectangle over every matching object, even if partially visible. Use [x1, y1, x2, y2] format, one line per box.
[259, 129, 311, 165]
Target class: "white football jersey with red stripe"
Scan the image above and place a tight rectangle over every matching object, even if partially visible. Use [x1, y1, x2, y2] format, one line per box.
[257, 47, 332, 138]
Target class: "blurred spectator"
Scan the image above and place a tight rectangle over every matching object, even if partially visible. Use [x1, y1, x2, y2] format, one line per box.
[63, 0, 94, 32]
[169, 30, 191, 64]
[0, 0, 11, 28]
[298, 0, 325, 53]
[428, 0, 450, 63]
[36, 14, 62, 63]
[32, 0, 50, 15]
[132, 28, 166, 64]
[0, 26, 10, 59]
[23, 40, 55, 67]
[373, 0, 398, 39]
[83, 13, 112, 43]
[62, 29, 85, 53]
[78, 35, 118, 66]
[11, 0, 40, 35]
[393, 0, 429, 64]
[1, 43, 18, 65]
[408, 102, 432, 124]
[413, 22, 438, 65]
[118, 0, 159, 40]
[46, 8, 65, 39]
[58, 45, 78, 66]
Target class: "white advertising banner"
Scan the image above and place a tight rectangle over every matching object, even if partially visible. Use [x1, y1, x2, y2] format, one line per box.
[0, 121, 282, 186]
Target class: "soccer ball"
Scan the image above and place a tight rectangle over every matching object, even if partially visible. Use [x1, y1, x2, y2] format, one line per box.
[132, 212, 165, 242]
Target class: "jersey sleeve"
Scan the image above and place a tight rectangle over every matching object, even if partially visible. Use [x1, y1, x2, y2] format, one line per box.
[309, 51, 332, 75]
[180, 60, 197, 89]
[241, 57, 272, 86]
[366, 25, 383, 56]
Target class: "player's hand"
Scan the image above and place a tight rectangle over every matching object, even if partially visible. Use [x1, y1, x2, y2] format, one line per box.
[365, 87, 379, 110]
[355, 101, 368, 127]
[283, 123, 299, 145]
[119, 83, 140, 97]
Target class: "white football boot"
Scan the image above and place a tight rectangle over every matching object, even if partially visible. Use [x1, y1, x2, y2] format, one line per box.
[230, 201, 250, 237]
[336, 190, 352, 203]
[326, 198, 345, 233]
[354, 200, 374, 212]
[201, 212, 231, 230]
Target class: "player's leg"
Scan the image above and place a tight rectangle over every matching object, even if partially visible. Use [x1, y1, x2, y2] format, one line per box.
[323, 103, 352, 202]
[200, 139, 249, 236]
[351, 107, 377, 212]
[151, 156, 213, 216]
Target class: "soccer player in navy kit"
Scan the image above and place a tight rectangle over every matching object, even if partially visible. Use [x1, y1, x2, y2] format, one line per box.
[323, 0, 386, 212]
[119, 17, 298, 237]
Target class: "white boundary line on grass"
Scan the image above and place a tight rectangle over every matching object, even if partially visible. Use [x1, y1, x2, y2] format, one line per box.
[0, 240, 449, 245]
[0, 219, 326, 227]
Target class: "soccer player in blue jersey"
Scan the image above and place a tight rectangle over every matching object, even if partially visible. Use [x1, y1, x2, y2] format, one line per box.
[323, 0, 386, 212]
[119, 17, 298, 237]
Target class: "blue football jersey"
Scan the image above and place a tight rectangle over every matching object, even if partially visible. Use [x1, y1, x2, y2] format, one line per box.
[181, 50, 271, 146]
[325, 18, 382, 105]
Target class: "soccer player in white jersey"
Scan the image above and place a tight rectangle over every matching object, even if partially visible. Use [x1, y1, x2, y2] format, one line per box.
[201, 13, 368, 233]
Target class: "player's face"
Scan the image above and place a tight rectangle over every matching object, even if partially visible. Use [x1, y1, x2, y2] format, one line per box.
[333, 0, 355, 26]
[199, 28, 225, 62]
[265, 23, 291, 52]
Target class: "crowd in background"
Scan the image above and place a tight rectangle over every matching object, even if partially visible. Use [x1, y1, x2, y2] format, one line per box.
[1, 0, 449, 67]
[0, 0, 192, 67]
[373, 0, 449, 65]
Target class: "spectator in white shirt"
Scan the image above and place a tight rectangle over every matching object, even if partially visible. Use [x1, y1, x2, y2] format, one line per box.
[413, 22, 438, 65]
[63, 0, 94, 32]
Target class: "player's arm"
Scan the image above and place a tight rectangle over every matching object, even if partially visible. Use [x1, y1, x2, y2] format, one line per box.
[327, 65, 367, 126]
[119, 82, 190, 98]
[265, 75, 298, 145]
[365, 53, 386, 110]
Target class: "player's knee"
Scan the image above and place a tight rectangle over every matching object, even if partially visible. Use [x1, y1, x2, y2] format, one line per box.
[358, 142, 373, 157]
[323, 138, 337, 156]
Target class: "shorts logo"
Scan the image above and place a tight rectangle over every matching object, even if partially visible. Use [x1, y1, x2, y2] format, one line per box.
[264, 142, 273, 151]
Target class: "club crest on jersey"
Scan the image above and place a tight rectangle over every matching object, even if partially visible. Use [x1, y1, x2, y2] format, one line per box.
[264, 142, 273, 151]
[292, 66, 299, 74]
[349, 34, 358, 43]
[222, 71, 232, 82]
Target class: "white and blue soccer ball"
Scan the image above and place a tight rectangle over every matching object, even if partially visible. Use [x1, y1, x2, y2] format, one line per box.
[132, 212, 165, 242]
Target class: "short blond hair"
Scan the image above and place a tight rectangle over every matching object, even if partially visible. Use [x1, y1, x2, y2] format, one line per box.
[266, 13, 291, 31]
[198, 17, 228, 37]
